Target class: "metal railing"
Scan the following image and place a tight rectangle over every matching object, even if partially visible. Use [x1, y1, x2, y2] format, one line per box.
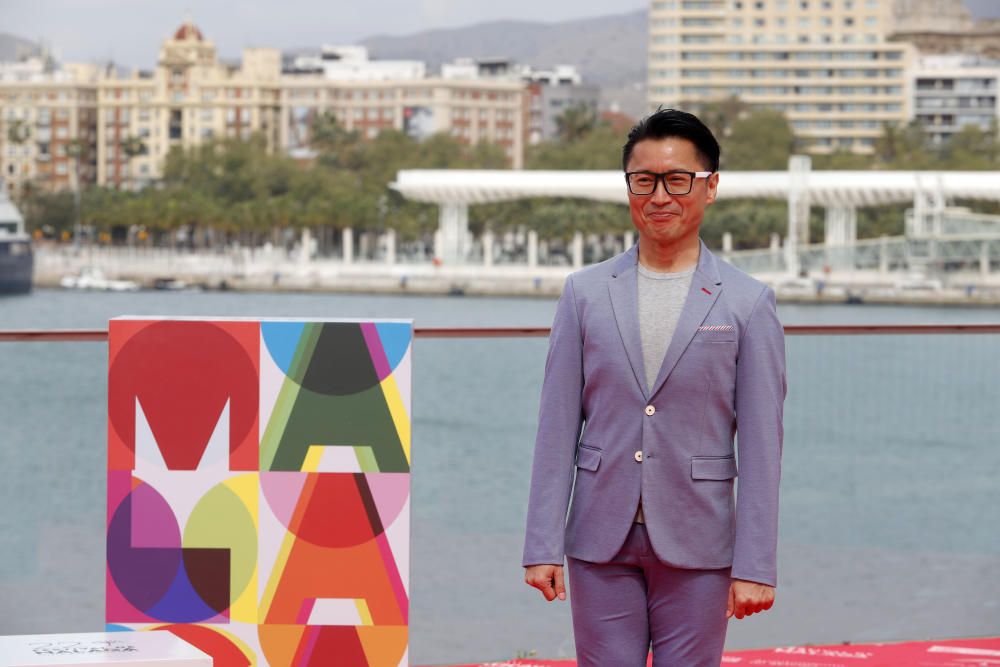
[3, 324, 1000, 342]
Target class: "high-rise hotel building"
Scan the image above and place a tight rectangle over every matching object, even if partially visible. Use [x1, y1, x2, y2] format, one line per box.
[648, 0, 916, 153]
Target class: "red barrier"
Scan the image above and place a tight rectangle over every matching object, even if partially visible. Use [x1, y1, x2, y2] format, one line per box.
[427, 636, 1000, 667]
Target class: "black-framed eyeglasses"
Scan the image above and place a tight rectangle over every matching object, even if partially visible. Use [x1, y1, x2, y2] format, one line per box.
[625, 170, 713, 196]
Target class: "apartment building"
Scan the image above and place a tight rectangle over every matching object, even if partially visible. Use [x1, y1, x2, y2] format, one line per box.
[0, 20, 529, 193]
[912, 55, 1000, 145]
[648, 0, 916, 153]
[0, 58, 100, 195]
[281, 74, 526, 167]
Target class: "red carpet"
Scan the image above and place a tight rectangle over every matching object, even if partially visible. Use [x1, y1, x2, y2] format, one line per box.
[427, 636, 1000, 667]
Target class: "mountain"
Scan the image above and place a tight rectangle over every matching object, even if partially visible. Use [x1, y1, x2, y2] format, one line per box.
[0, 33, 41, 62]
[359, 10, 647, 89]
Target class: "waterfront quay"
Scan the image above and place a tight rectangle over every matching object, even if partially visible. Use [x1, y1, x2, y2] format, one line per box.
[32, 242, 1000, 305]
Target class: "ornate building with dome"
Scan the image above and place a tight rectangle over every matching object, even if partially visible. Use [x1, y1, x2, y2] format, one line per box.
[0, 19, 527, 195]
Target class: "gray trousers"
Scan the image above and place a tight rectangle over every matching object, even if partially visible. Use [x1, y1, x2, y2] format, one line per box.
[567, 523, 731, 667]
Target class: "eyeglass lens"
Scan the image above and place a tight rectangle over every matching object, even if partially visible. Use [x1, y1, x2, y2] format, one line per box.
[628, 172, 694, 195]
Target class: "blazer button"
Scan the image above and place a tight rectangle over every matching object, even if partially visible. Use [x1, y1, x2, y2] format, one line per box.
[634, 451, 643, 462]
[645, 405, 655, 416]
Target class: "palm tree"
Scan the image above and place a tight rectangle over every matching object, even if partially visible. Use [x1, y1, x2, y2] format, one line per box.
[555, 104, 598, 143]
[5, 119, 31, 200]
[119, 135, 147, 191]
[65, 138, 90, 245]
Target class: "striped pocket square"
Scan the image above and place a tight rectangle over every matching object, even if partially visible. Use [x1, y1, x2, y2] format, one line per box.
[697, 324, 735, 332]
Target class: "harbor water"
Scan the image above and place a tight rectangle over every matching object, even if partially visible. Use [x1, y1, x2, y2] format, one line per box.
[1, 288, 998, 664]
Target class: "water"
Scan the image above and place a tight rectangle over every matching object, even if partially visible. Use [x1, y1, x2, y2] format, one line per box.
[1, 289, 999, 664]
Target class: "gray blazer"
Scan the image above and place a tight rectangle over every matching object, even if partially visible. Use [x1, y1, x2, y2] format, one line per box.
[522, 240, 786, 587]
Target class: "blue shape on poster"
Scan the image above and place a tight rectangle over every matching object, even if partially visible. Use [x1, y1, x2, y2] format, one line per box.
[144, 558, 227, 624]
[105, 624, 133, 632]
[376, 323, 411, 372]
[262, 322, 305, 375]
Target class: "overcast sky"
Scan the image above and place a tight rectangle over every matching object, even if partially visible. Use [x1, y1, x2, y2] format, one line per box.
[1, 0, 648, 68]
[3, 0, 997, 69]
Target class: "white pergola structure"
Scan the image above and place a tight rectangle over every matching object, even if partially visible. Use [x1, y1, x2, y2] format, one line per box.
[391, 162, 1000, 272]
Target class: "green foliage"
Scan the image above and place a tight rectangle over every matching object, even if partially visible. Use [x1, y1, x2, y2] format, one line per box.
[19, 109, 1000, 250]
[723, 110, 796, 170]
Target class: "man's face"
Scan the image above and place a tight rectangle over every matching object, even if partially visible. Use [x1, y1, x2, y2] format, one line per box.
[625, 136, 719, 250]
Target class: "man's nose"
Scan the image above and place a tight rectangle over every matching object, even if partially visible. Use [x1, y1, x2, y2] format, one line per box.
[651, 179, 674, 204]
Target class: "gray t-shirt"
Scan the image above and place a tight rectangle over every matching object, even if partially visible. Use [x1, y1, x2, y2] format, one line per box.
[637, 262, 695, 393]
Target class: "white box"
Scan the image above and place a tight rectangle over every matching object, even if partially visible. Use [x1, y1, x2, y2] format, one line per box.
[0, 632, 212, 667]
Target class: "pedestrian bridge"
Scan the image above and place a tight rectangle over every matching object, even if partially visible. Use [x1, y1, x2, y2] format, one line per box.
[392, 164, 1000, 276]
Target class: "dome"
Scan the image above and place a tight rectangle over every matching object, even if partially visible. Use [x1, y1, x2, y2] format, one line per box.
[173, 21, 204, 41]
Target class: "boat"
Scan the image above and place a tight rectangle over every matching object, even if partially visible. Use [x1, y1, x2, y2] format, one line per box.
[59, 267, 140, 292]
[0, 184, 33, 295]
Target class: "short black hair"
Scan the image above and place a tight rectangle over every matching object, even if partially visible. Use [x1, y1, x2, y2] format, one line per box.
[622, 108, 720, 173]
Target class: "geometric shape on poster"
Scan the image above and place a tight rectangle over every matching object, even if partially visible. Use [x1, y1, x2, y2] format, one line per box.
[366, 474, 410, 530]
[134, 397, 232, 474]
[107, 483, 182, 617]
[155, 623, 255, 667]
[382, 495, 411, 596]
[108, 478, 230, 624]
[298, 626, 369, 665]
[379, 370, 411, 467]
[284, 474, 379, 549]
[388, 345, 413, 420]
[375, 322, 412, 377]
[260, 472, 308, 530]
[356, 626, 409, 667]
[145, 549, 230, 623]
[261, 321, 306, 376]
[361, 323, 393, 382]
[128, 477, 181, 549]
[183, 475, 258, 624]
[262, 381, 408, 473]
[302, 445, 379, 473]
[299, 323, 381, 395]
[258, 624, 308, 667]
[306, 598, 373, 626]
[108, 320, 259, 471]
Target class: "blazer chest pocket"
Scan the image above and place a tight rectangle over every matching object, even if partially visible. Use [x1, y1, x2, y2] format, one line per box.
[576, 444, 602, 472]
[693, 326, 737, 343]
[691, 455, 737, 480]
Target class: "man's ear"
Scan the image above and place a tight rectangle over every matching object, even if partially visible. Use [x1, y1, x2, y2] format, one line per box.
[705, 171, 720, 205]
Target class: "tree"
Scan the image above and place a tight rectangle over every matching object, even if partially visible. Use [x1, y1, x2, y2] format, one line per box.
[722, 109, 795, 170]
[873, 120, 934, 169]
[692, 96, 750, 141]
[119, 135, 148, 190]
[554, 103, 598, 143]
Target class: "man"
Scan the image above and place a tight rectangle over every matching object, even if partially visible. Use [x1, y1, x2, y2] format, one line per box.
[522, 108, 786, 666]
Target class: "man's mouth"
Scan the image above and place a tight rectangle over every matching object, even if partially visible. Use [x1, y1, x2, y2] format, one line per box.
[646, 211, 677, 221]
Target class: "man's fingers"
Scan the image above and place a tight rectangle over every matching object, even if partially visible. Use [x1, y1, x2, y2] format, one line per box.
[554, 567, 566, 601]
[524, 566, 560, 602]
[726, 584, 735, 618]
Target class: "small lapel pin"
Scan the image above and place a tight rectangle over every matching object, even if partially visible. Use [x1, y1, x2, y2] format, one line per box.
[701, 287, 713, 295]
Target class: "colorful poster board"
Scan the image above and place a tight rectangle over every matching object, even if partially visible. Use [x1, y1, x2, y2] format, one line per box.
[105, 318, 412, 666]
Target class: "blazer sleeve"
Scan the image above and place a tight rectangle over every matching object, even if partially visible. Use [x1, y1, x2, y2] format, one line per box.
[522, 275, 585, 567]
[732, 285, 786, 587]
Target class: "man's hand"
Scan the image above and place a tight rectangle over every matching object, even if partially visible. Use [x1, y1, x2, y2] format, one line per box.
[727, 579, 774, 619]
[524, 564, 566, 602]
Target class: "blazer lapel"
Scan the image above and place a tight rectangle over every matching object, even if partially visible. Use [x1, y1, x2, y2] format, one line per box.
[607, 245, 649, 399]
[648, 239, 724, 399]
